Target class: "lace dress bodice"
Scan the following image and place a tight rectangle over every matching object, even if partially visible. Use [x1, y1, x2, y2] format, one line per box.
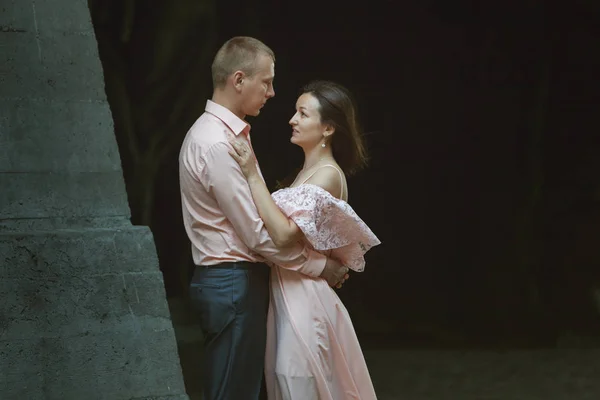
[271, 184, 380, 272]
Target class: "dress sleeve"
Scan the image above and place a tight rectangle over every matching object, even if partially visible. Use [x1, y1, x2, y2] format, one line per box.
[272, 184, 381, 272]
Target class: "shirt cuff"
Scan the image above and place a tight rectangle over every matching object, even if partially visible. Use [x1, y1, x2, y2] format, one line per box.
[305, 250, 327, 278]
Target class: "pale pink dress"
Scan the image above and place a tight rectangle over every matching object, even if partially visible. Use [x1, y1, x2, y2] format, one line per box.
[264, 166, 381, 400]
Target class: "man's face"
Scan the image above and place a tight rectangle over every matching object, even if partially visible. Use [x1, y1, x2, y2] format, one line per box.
[239, 53, 275, 117]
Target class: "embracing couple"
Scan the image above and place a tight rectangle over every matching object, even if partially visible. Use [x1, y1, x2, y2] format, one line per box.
[179, 36, 380, 400]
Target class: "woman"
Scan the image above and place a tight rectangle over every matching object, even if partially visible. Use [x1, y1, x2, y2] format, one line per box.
[229, 80, 380, 399]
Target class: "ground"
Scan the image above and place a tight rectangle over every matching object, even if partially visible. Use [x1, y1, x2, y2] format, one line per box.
[366, 349, 600, 399]
[170, 299, 600, 400]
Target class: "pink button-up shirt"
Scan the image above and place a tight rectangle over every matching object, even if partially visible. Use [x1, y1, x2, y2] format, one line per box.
[178, 100, 327, 277]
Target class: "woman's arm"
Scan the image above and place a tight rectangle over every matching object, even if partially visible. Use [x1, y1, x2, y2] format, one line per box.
[302, 166, 343, 200]
[246, 174, 302, 247]
[229, 138, 302, 248]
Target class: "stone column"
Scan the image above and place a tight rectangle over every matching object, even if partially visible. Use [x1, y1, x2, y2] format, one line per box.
[0, 1, 189, 399]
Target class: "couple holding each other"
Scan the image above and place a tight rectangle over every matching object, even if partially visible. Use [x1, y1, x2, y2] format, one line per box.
[179, 36, 380, 400]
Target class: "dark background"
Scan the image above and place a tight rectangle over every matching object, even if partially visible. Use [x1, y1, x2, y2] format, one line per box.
[89, 0, 600, 348]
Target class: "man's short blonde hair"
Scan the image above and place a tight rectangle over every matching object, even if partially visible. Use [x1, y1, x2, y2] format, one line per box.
[211, 36, 275, 89]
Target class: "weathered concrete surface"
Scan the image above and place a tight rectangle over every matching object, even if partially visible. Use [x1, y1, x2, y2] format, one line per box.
[0, 0, 188, 399]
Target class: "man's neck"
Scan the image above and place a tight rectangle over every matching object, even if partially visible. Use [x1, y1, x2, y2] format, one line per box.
[212, 90, 245, 120]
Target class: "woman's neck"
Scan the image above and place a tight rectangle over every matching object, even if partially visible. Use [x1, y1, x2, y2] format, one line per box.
[302, 145, 334, 171]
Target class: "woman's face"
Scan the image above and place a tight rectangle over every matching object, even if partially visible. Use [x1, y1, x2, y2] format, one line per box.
[289, 92, 328, 149]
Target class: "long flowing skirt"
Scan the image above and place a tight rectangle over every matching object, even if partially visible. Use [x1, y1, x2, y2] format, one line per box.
[265, 266, 377, 400]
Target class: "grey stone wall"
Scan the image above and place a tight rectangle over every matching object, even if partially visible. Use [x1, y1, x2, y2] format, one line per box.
[0, 1, 188, 399]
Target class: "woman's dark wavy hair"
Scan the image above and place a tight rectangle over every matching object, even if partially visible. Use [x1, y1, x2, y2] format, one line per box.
[302, 80, 368, 176]
[276, 80, 369, 189]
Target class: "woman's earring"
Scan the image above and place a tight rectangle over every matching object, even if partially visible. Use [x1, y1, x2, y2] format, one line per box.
[321, 143, 326, 148]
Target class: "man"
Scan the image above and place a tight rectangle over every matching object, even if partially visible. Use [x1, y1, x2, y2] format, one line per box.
[179, 36, 348, 400]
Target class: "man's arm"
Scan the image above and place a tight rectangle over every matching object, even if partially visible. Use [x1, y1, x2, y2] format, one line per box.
[203, 141, 326, 277]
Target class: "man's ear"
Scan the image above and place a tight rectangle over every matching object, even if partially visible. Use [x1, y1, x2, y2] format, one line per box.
[232, 71, 245, 92]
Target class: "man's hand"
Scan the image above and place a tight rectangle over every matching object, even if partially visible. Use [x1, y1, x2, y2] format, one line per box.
[320, 257, 350, 288]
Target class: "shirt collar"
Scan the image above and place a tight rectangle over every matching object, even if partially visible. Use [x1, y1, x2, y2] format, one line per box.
[205, 100, 251, 136]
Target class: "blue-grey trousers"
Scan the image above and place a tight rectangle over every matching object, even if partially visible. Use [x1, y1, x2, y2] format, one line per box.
[189, 261, 270, 400]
